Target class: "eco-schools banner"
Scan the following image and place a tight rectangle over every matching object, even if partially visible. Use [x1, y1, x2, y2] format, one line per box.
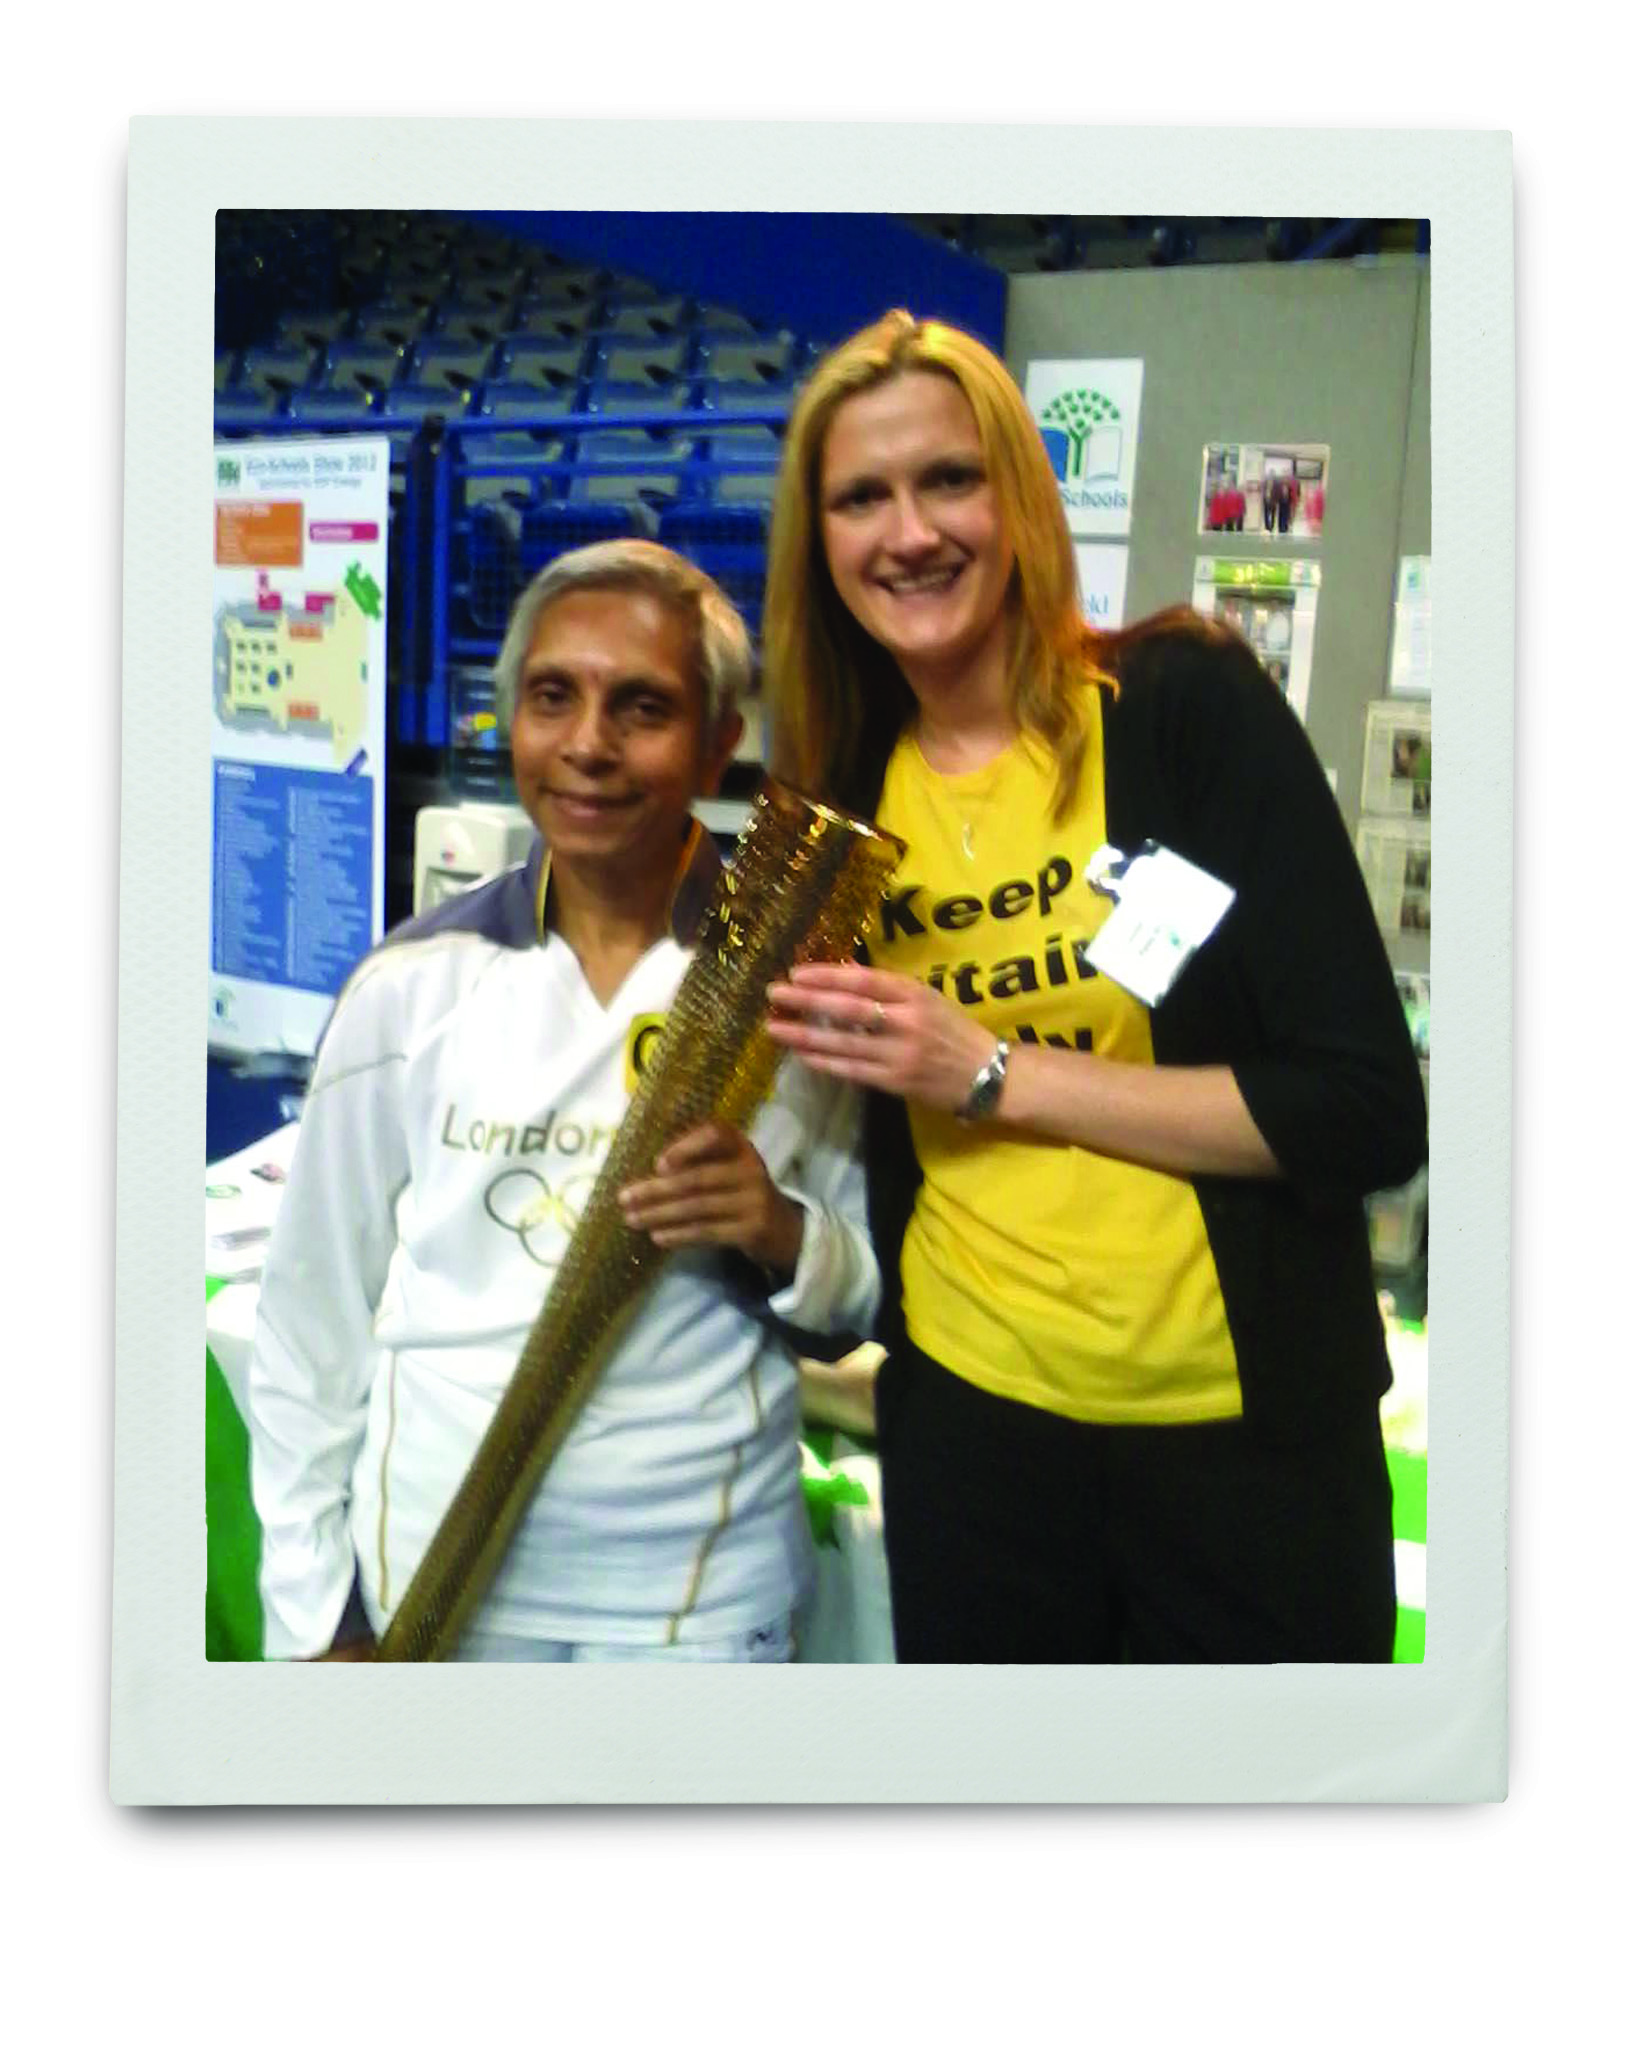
[1023, 359, 1145, 538]
[210, 439, 389, 1060]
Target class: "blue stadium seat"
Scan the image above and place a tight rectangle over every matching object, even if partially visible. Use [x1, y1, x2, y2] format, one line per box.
[508, 303, 594, 343]
[592, 337, 692, 383]
[457, 429, 572, 506]
[275, 309, 353, 351]
[596, 295, 689, 339]
[460, 500, 524, 633]
[517, 267, 605, 311]
[598, 272, 668, 306]
[448, 245, 529, 287]
[699, 428, 783, 504]
[567, 428, 695, 509]
[477, 377, 581, 423]
[320, 341, 410, 395]
[657, 504, 771, 637]
[239, 343, 320, 398]
[436, 289, 514, 330]
[214, 388, 288, 433]
[409, 335, 499, 395]
[353, 300, 437, 347]
[497, 338, 587, 388]
[286, 389, 383, 428]
[700, 375, 801, 416]
[520, 497, 660, 581]
[701, 335, 796, 384]
[380, 384, 470, 425]
[584, 379, 695, 421]
[694, 303, 762, 338]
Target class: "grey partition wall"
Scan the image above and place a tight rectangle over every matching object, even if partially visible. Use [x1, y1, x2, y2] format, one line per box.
[1006, 256, 1430, 967]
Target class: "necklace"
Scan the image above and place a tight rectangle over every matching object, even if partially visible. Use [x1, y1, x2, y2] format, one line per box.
[913, 719, 1013, 867]
[941, 765, 1003, 866]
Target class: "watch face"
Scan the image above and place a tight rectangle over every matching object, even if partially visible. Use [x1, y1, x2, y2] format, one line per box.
[962, 1043, 1008, 1119]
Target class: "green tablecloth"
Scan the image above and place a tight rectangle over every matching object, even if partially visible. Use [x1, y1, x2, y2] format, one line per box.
[205, 1287, 263, 1662]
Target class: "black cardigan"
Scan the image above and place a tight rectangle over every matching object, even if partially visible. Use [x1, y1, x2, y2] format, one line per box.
[857, 628, 1429, 1447]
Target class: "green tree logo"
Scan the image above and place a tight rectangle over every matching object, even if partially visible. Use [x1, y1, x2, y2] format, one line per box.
[1040, 387, 1122, 478]
[217, 456, 241, 487]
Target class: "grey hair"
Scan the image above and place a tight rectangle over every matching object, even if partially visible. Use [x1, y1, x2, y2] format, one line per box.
[493, 539, 753, 732]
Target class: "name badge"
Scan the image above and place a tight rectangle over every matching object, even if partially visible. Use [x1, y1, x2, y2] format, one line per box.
[1082, 841, 1235, 1006]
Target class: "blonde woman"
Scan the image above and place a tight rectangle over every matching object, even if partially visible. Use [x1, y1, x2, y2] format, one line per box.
[764, 311, 1426, 1664]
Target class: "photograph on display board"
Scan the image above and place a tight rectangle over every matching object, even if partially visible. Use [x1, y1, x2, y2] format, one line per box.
[1211, 585, 1295, 697]
[1198, 441, 1330, 539]
[1189, 556, 1322, 719]
[1357, 820, 1433, 940]
[1362, 699, 1433, 819]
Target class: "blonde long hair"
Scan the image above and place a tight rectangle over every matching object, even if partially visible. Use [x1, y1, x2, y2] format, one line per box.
[765, 310, 1114, 820]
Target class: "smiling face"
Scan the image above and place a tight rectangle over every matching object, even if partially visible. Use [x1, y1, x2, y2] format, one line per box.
[818, 369, 1016, 701]
[509, 586, 741, 888]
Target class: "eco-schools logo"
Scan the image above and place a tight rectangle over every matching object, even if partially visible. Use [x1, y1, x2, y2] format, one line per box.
[217, 456, 241, 487]
[1038, 387, 1124, 486]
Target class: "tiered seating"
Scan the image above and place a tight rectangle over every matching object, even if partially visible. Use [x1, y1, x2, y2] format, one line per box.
[214, 211, 826, 762]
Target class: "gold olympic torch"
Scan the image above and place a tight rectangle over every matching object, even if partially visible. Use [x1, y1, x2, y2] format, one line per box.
[374, 779, 904, 1661]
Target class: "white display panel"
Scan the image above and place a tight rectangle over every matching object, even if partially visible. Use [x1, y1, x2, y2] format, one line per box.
[1023, 357, 1145, 537]
[209, 438, 390, 1059]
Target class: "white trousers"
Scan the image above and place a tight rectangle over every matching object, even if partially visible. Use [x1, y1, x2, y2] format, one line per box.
[455, 1617, 793, 1662]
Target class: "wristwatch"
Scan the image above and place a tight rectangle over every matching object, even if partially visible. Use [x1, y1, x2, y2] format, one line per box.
[956, 1039, 1011, 1123]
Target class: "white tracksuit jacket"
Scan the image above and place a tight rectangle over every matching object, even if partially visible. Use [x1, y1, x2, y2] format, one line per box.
[245, 825, 879, 1658]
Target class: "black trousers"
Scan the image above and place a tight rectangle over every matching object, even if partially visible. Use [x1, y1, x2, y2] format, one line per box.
[875, 1341, 1396, 1664]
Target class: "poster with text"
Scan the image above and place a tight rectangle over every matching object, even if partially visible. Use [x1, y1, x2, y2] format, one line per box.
[1023, 358, 1144, 537]
[210, 438, 390, 1060]
[1190, 557, 1322, 721]
[1198, 441, 1330, 540]
[1390, 555, 1433, 695]
[1074, 542, 1130, 629]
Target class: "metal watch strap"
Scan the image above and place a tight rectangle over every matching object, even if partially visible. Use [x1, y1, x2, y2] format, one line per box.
[957, 1038, 1011, 1122]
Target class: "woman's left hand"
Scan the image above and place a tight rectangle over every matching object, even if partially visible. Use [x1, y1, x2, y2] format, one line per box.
[618, 1120, 804, 1277]
[766, 962, 998, 1114]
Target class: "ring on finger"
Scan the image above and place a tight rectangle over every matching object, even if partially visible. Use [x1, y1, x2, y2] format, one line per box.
[866, 1002, 888, 1036]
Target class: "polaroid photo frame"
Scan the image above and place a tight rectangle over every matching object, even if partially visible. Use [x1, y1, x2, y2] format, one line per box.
[114, 120, 1510, 1804]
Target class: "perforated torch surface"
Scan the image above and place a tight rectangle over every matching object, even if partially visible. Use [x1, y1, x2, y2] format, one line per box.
[376, 781, 904, 1661]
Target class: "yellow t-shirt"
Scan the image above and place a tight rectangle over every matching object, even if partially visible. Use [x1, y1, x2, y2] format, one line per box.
[870, 700, 1241, 1424]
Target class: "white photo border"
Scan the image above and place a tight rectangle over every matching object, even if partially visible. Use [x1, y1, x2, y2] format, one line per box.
[114, 119, 1509, 1803]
